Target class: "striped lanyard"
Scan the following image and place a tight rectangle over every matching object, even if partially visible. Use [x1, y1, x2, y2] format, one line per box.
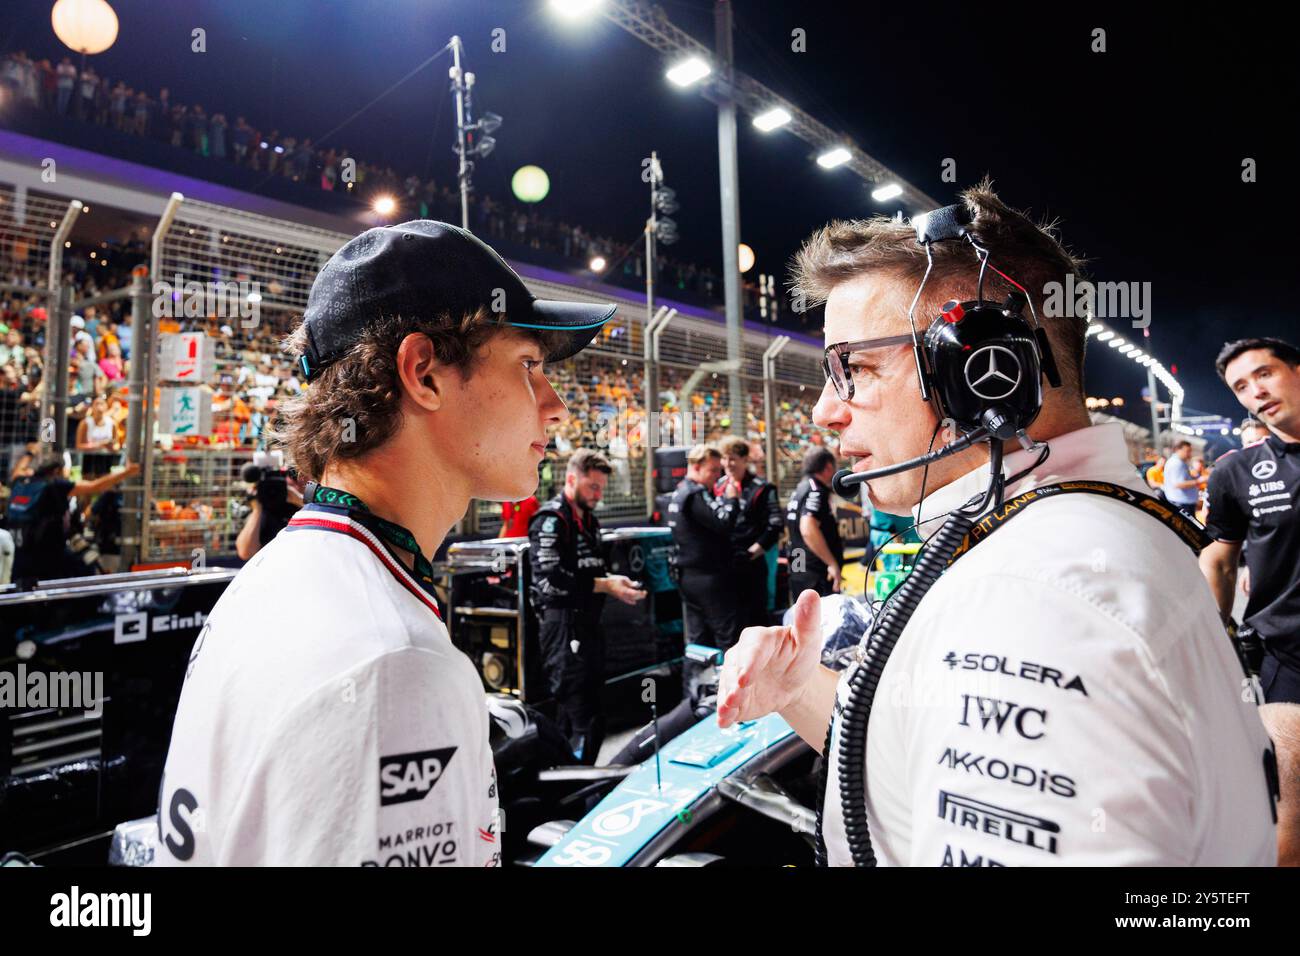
[294, 481, 441, 616]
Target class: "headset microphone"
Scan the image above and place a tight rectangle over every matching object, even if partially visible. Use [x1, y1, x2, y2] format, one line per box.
[831, 427, 989, 497]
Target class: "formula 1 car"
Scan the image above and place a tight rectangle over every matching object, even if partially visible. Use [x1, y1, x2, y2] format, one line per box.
[505, 595, 873, 867]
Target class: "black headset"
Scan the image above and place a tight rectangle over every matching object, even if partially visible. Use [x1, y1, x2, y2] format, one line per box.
[831, 202, 1062, 497]
[909, 202, 1062, 440]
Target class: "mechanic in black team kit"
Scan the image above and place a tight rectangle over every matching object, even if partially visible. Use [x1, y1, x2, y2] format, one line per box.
[528, 448, 645, 764]
[668, 443, 742, 650]
[785, 447, 844, 597]
[715, 437, 783, 627]
[1201, 336, 1300, 865]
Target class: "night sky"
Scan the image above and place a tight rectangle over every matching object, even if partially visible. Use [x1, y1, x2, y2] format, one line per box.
[3, 0, 1291, 434]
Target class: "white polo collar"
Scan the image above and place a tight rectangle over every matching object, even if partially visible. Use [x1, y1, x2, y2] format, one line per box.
[911, 422, 1139, 540]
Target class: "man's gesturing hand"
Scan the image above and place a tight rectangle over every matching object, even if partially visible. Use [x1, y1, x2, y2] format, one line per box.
[716, 588, 822, 729]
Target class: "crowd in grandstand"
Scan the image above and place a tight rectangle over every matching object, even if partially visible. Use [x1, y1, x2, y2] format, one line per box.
[0, 48, 760, 313]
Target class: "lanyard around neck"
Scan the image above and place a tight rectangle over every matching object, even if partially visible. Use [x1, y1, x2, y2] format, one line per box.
[302, 480, 438, 585]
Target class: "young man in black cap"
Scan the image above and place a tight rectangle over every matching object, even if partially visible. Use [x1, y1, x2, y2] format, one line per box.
[157, 220, 614, 866]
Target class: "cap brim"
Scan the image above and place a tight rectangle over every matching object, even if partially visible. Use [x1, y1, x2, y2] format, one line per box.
[512, 299, 617, 362]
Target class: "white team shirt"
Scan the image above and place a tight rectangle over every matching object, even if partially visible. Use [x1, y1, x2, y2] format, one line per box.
[822, 423, 1277, 866]
[156, 506, 499, 866]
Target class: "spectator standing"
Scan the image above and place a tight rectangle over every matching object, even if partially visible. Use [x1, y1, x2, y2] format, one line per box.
[98, 340, 125, 382]
[55, 57, 76, 114]
[1162, 439, 1203, 519]
[209, 112, 227, 159]
[132, 89, 150, 134]
[77, 64, 98, 120]
[231, 116, 252, 163]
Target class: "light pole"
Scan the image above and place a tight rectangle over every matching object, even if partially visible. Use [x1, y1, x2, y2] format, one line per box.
[714, 0, 745, 437]
[642, 152, 679, 507]
[450, 37, 471, 229]
[449, 36, 502, 232]
[1144, 326, 1162, 451]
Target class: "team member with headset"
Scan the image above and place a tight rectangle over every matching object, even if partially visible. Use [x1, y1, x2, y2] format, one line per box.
[715, 437, 784, 627]
[668, 443, 741, 650]
[528, 448, 646, 765]
[785, 447, 844, 597]
[717, 185, 1278, 866]
[157, 221, 614, 865]
[1201, 336, 1300, 864]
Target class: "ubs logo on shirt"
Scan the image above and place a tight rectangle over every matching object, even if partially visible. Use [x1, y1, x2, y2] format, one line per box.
[379, 747, 458, 806]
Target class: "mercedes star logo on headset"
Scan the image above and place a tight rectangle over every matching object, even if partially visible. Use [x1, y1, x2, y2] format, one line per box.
[964, 345, 1022, 400]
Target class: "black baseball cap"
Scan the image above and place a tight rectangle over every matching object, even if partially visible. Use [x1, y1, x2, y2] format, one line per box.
[296, 220, 616, 381]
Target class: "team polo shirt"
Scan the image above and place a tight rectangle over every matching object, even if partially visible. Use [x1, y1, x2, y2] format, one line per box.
[1205, 434, 1300, 653]
[820, 423, 1277, 866]
[786, 475, 843, 575]
[156, 502, 499, 866]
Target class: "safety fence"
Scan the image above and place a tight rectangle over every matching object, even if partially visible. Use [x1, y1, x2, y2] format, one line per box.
[4, 188, 837, 563]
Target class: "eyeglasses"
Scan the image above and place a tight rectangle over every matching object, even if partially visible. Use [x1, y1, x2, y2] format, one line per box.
[821, 333, 916, 401]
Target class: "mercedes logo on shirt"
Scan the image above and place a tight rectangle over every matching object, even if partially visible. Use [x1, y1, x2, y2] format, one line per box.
[1251, 460, 1278, 480]
[964, 345, 1023, 400]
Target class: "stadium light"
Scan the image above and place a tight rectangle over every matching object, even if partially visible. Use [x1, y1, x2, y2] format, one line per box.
[1095, 330, 1114, 341]
[738, 243, 755, 273]
[816, 147, 851, 169]
[666, 57, 711, 88]
[871, 183, 903, 202]
[512, 165, 550, 203]
[753, 107, 791, 132]
[589, 255, 607, 272]
[1108, 337, 1125, 348]
[372, 195, 397, 216]
[52, 0, 119, 56]
[548, 0, 602, 17]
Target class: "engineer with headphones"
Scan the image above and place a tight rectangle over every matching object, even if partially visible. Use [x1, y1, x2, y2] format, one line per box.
[716, 184, 1280, 866]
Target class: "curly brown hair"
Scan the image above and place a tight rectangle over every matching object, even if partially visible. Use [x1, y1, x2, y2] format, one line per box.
[270, 308, 563, 480]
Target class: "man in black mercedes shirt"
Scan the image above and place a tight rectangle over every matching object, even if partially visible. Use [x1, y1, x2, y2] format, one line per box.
[1201, 335, 1300, 865]
[785, 447, 843, 598]
[715, 437, 783, 628]
[668, 443, 741, 650]
[528, 448, 645, 764]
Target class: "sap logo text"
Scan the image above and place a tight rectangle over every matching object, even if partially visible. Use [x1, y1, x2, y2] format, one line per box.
[379, 747, 458, 806]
